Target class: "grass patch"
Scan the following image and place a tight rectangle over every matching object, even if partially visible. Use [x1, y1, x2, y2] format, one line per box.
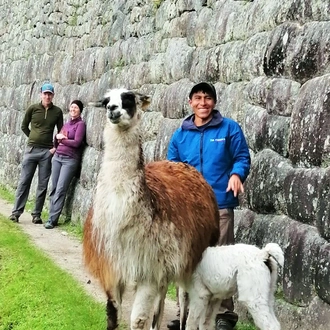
[167, 282, 177, 301]
[0, 185, 48, 220]
[0, 216, 106, 330]
[0, 185, 13, 203]
[0, 184, 83, 240]
[60, 221, 84, 241]
[236, 322, 256, 330]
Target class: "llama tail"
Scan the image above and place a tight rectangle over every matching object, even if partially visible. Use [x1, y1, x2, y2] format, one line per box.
[262, 243, 284, 308]
[263, 243, 284, 268]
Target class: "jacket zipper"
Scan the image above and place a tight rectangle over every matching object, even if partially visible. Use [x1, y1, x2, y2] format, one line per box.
[45, 108, 48, 119]
[200, 131, 204, 175]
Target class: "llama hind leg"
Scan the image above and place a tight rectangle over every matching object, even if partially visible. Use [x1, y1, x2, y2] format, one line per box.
[151, 285, 167, 330]
[237, 267, 280, 330]
[244, 299, 280, 330]
[131, 283, 158, 330]
[178, 286, 189, 330]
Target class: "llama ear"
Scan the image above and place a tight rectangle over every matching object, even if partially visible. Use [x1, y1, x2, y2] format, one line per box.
[136, 93, 151, 111]
[88, 97, 110, 108]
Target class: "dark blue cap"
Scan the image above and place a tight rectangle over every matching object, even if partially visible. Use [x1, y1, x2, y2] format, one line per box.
[189, 82, 217, 103]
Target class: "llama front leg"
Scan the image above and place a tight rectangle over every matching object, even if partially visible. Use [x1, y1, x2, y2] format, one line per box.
[199, 298, 219, 330]
[107, 297, 118, 330]
[106, 281, 125, 330]
[131, 283, 158, 330]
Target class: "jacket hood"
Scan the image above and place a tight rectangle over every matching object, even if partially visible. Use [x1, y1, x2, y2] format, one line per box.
[182, 110, 223, 130]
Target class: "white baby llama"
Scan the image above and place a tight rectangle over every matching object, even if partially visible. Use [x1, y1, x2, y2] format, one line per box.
[183, 243, 284, 330]
[83, 89, 220, 330]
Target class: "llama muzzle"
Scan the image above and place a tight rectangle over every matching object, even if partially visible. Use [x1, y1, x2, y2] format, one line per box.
[107, 109, 122, 123]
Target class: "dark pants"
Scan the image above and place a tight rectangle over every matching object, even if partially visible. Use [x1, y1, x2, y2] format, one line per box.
[174, 209, 238, 326]
[12, 146, 53, 218]
[217, 208, 238, 326]
[48, 154, 79, 225]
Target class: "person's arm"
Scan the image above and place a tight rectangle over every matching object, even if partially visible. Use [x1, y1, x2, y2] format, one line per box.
[60, 122, 86, 148]
[21, 106, 33, 137]
[56, 111, 64, 134]
[226, 124, 251, 196]
[167, 131, 181, 162]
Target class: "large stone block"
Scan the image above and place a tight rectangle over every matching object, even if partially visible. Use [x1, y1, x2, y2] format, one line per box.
[283, 223, 325, 305]
[315, 243, 330, 305]
[244, 149, 294, 214]
[284, 168, 326, 226]
[289, 75, 330, 167]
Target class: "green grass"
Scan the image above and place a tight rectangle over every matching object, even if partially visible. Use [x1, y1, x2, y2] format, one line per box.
[0, 216, 106, 330]
[236, 322, 256, 330]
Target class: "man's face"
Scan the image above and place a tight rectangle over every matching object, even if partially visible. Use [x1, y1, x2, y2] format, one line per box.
[41, 92, 54, 107]
[189, 91, 215, 121]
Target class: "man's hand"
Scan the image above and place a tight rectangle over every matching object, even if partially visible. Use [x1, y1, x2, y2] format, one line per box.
[56, 133, 67, 140]
[226, 174, 244, 197]
[49, 147, 56, 155]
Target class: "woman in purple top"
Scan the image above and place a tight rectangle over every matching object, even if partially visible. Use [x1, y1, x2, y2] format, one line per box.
[44, 100, 86, 229]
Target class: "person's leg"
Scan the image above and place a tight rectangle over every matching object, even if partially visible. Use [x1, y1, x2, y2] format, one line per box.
[48, 154, 62, 217]
[47, 156, 79, 226]
[216, 208, 238, 329]
[11, 147, 38, 219]
[32, 148, 53, 219]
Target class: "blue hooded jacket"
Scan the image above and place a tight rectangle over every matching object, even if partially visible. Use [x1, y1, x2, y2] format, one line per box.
[167, 110, 250, 209]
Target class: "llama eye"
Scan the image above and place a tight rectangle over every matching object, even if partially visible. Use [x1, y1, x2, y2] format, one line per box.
[102, 97, 110, 108]
[108, 105, 118, 111]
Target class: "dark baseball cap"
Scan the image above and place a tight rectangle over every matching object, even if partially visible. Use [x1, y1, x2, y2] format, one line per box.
[189, 82, 217, 103]
[41, 83, 54, 94]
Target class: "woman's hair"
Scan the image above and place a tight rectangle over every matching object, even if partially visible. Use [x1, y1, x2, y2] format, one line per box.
[71, 100, 84, 113]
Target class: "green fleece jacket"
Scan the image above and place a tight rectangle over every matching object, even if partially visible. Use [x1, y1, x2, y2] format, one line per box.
[21, 102, 63, 148]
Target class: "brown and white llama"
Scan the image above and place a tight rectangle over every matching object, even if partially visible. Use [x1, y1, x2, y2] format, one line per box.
[83, 88, 220, 330]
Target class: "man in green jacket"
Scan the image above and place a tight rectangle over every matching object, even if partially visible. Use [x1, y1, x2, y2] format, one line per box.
[9, 83, 63, 224]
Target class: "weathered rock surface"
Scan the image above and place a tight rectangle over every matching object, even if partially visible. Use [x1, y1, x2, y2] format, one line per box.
[1, 0, 330, 328]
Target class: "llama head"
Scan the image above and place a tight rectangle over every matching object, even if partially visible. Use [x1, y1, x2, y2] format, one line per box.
[93, 88, 151, 128]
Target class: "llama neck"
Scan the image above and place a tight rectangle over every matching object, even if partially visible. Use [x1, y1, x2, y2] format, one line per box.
[102, 123, 144, 177]
[93, 122, 151, 243]
[104, 124, 144, 168]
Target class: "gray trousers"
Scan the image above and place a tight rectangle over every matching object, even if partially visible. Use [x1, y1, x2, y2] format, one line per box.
[48, 154, 79, 225]
[12, 146, 53, 217]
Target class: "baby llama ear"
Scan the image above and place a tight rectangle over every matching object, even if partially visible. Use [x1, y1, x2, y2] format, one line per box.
[136, 93, 151, 111]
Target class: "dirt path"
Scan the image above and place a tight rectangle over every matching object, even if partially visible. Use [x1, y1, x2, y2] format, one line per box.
[0, 198, 177, 329]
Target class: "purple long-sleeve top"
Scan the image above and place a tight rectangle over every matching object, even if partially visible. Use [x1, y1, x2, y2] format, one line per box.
[54, 116, 86, 160]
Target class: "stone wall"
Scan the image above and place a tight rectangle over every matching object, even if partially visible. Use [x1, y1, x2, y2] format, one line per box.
[0, 0, 330, 328]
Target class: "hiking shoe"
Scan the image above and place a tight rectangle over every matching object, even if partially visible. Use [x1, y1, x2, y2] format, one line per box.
[167, 319, 180, 330]
[44, 221, 55, 229]
[216, 319, 234, 330]
[32, 216, 43, 224]
[9, 214, 19, 223]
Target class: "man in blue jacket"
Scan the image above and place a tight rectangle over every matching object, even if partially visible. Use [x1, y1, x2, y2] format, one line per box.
[167, 82, 250, 330]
